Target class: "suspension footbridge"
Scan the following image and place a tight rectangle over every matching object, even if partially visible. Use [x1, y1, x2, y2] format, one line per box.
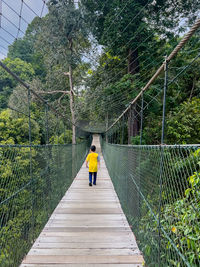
[20, 135, 144, 266]
[0, 1, 200, 267]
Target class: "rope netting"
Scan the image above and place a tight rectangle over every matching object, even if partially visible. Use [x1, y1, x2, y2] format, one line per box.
[101, 139, 200, 267]
[0, 3, 92, 264]
[0, 141, 90, 266]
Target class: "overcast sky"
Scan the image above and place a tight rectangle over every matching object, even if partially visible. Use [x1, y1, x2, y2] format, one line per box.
[0, 0, 49, 59]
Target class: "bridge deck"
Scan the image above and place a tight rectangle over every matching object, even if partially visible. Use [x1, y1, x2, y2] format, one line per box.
[21, 135, 144, 266]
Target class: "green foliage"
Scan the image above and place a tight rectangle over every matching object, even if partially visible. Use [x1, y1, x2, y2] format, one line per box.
[135, 148, 200, 266]
[8, 17, 47, 79]
[160, 159, 200, 265]
[131, 135, 143, 145]
[0, 109, 40, 145]
[49, 130, 72, 144]
[0, 140, 90, 267]
[167, 98, 200, 144]
[0, 58, 35, 110]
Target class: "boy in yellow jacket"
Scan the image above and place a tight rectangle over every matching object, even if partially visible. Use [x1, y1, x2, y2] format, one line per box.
[86, 145, 100, 186]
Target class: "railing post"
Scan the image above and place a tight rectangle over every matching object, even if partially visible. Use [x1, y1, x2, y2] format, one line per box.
[158, 56, 168, 266]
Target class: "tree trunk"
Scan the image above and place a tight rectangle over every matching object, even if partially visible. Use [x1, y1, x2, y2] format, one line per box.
[127, 48, 140, 143]
[128, 104, 139, 144]
[68, 37, 76, 145]
[128, 48, 139, 75]
[68, 64, 76, 145]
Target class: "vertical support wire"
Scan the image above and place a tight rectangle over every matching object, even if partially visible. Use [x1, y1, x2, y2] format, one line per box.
[28, 86, 34, 240]
[0, 0, 2, 28]
[158, 56, 168, 266]
[56, 114, 60, 197]
[121, 115, 124, 144]
[140, 93, 144, 146]
[138, 93, 144, 221]
[106, 112, 108, 142]
[64, 123, 66, 144]
[45, 103, 50, 212]
[45, 103, 49, 145]
[56, 114, 59, 145]
[161, 56, 168, 145]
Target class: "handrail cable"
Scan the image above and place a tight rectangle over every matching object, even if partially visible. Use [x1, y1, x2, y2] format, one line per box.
[105, 18, 200, 132]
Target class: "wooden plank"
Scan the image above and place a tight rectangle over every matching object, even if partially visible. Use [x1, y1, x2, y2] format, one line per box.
[45, 222, 128, 227]
[43, 227, 131, 232]
[63, 193, 117, 197]
[62, 194, 117, 197]
[32, 242, 137, 249]
[21, 264, 143, 267]
[71, 180, 112, 184]
[70, 186, 114, 189]
[23, 255, 144, 264]
[28, 248, 140, 256]
[53, 208, 123, 214]
[49, 214, 126, 220]
[35, 236, 134, 243]
[57, 198, 119, 203]
[39, 232, 132, 238]
[46, 219, 128, 226]
[66, 189, 115, 193]
[61, 198, 118, 201]
[57, 203, 120, 208]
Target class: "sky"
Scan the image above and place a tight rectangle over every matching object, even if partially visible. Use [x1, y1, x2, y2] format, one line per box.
[0, 0, 49, 59]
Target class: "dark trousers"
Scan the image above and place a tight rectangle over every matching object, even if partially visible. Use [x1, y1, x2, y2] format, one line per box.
[89, 172, 97, 184]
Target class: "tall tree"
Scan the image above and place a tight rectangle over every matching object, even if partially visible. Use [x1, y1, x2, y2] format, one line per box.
[36, 0, 90, 144]
[81, 0, 199, 139]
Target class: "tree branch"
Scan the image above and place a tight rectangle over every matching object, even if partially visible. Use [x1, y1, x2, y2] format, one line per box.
[37, 90, 70, 95]
[58, 93, 66, 105]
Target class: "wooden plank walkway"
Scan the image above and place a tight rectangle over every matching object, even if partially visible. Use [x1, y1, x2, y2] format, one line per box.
[21, 135, 144, 267]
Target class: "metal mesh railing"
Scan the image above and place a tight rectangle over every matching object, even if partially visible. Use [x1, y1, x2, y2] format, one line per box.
[0, 140, 91, 267]
[102, 139, 200, 267]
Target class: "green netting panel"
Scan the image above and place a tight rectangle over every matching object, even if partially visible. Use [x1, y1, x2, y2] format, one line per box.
[0, 140, 90, 267]
[101, 139, 200, 267]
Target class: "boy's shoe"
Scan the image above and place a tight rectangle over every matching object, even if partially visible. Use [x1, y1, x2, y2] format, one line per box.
[93, 183, 96, 185]
[89, 183, 92, 186]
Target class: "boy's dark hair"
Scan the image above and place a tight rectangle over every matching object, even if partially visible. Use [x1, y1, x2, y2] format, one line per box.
[90, 145, 96, 152]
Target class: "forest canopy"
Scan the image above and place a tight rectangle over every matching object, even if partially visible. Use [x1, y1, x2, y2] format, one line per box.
[0, 0, 199, 145]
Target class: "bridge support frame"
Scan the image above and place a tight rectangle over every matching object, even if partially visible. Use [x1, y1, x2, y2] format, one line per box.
[158, 57, 168, 266]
